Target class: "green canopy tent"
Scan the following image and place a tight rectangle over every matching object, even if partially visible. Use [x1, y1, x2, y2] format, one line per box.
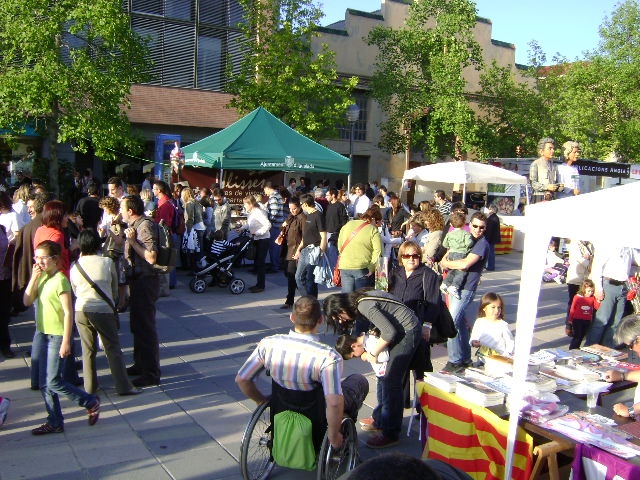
[182, 107, 350, 182]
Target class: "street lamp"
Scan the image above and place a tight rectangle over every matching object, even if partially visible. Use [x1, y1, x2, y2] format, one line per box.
[346, 103, 360, 192]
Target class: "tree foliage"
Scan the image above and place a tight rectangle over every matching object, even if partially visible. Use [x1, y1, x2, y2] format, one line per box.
[0, 0, 150, 191]
[478, 0, 640, 162]
[367, 0, 483, 158]
[226, 0, 358, 141]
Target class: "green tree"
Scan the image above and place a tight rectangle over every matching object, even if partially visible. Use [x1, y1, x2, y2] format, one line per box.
[367, 0, 483, 159]
[477, 60, 548, 158]
[0, 0, 150, 193]
[547, 0, 640, 161]
[478, 1, 640, 162]
[227, 0, 358, 141]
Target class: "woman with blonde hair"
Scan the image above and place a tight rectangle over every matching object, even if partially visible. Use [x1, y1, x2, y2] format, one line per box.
[421, 209, 445, 265]
[181, 187, 206, 270]
[237, 195, 271, 293]
[13, 183, 32, 229]
[556, 140, 582, 199]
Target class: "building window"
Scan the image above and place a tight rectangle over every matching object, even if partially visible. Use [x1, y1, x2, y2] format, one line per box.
[197, 36, 222, 90]
[128, 0, 244, 91]
[339, 94, 368, 142]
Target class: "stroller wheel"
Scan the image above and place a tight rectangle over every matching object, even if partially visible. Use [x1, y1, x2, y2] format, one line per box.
[190, 278, 207, 294]
[228, 278, 245, 295]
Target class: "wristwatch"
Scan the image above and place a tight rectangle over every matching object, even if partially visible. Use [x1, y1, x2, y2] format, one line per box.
[628, 406, 636, 417]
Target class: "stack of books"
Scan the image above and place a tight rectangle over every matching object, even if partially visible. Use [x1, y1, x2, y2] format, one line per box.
[454, 379, 505, 407]
[580, 344, 627, 361]
[424, 372, 460, 393]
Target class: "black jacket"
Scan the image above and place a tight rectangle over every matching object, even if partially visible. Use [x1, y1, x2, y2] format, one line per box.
[484, 213, 501, 245]
[389, 264, 442, 324]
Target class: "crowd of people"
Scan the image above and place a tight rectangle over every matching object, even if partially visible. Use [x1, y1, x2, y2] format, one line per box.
[2, 140, 639, 476]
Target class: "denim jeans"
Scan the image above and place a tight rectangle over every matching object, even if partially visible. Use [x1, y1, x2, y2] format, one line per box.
[295, 246, 319, 298]
[586, 281, 627, 347]
[446, 288, 477, 365]
[326, 234, 338, 269]
[340, 268, 373, 293]
[268, 227, 282, 271]
[36, 331, 96, 428]
[486, 243, 496, 271]
[371, 325, 421, 440]
[31, 328, 79, 389]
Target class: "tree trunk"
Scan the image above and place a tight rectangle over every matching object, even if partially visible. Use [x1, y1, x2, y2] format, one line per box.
[47, 120, 60, 198]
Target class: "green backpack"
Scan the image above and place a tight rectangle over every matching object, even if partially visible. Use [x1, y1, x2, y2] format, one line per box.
[272, 410, 317, 470]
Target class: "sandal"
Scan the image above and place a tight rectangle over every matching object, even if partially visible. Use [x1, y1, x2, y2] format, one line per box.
[87, 397, 100, 426]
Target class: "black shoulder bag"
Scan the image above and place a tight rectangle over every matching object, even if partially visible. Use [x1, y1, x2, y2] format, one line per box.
[416, 270, 457, 344]
[75, 260, 120, 329]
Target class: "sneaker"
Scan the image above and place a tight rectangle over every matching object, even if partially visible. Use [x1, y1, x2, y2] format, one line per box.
[32, 423, 64, 435]
[365, 433, 399, 449]
[442, 362, 465, 374]
[360, 422, 381, 432]
[359, 417, 375, 426]
[447, 285, 461, 299]
[87, 397, 100, 426]
[0, 397, 10, 427]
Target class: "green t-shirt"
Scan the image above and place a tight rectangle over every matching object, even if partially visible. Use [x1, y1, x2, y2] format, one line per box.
[36, 271, 71, 336]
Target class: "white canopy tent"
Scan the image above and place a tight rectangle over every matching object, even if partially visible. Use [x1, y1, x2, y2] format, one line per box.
[402, 161, 528, 204]
[504, 181, 640, 479]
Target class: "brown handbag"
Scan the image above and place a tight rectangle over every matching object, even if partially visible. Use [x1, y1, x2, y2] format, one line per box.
[332, 221, 370, 287]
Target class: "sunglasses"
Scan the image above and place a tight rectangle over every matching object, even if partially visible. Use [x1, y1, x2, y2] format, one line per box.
[470, 224, 486, 230]
[401, 254, 421, 260]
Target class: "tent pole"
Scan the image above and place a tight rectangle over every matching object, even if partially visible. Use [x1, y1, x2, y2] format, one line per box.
[219, 166, 224, 189]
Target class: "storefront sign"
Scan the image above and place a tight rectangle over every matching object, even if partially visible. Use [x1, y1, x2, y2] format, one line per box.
[574, 160, 630, 178]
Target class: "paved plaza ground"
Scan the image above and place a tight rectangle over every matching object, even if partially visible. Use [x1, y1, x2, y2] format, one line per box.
[0, 251, 634, 479]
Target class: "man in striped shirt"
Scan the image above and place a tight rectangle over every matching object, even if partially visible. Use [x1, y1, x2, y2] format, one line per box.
[236, 296, 368, 449]
[264, 182, 284, 273]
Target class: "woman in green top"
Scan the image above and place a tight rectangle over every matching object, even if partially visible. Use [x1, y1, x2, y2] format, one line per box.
[24, 240, 100, 435]
[337, 206, 383, 293]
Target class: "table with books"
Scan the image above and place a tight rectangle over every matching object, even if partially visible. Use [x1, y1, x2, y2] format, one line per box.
[419, 344, 640, 480]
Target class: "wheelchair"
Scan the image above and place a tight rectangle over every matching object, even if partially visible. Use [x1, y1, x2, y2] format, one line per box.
[240, 381, 359, 480]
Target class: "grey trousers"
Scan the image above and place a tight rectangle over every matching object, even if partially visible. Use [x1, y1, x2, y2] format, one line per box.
[75, 310, 134, 394]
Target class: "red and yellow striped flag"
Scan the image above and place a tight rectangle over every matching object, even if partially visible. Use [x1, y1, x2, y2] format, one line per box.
[417, 381, 532, 480]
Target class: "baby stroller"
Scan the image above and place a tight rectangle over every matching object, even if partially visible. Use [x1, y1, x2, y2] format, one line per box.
[189, 231, 253, 294]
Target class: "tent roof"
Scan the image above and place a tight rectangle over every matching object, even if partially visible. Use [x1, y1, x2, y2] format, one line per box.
[182, 107, 350, 174]
[402, 161, 527, 185]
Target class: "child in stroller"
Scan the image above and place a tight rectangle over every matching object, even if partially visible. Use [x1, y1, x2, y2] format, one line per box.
[189, 230, 251, 294]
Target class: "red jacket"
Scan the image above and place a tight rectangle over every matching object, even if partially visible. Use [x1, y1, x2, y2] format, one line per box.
[569, 295, 600, 322]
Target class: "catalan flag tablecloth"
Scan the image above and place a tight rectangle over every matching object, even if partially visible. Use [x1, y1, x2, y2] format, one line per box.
[417, 381, 532, 480]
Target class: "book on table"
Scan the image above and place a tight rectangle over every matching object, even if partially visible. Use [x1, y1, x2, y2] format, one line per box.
[424, 372, 461, 393]
[454, 379, 505, 407]
[580, 344, 627, 360]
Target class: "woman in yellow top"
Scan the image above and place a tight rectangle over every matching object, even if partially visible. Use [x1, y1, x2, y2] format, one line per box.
[337, 206, 383, 293]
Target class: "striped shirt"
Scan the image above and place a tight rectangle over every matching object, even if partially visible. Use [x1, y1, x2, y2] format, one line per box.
[237, 330, 343, 397]
[267, 192, 285, 228]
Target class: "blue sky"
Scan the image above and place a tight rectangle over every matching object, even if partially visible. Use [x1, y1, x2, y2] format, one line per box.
[320, 0, 619, 65]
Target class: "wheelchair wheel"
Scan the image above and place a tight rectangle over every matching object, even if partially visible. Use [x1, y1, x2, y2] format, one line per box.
[189, 277, 207, 294]
[240, 401, 275, 480]
[229, 278, 245, 294]
[316, 417, 359, 480]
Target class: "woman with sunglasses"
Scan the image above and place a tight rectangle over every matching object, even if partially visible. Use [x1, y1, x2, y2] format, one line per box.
[389, 241, 444, 374]
[324, 288, 421, 449]
[603, 314, 640, 418]
[439, 212, 490, 374]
